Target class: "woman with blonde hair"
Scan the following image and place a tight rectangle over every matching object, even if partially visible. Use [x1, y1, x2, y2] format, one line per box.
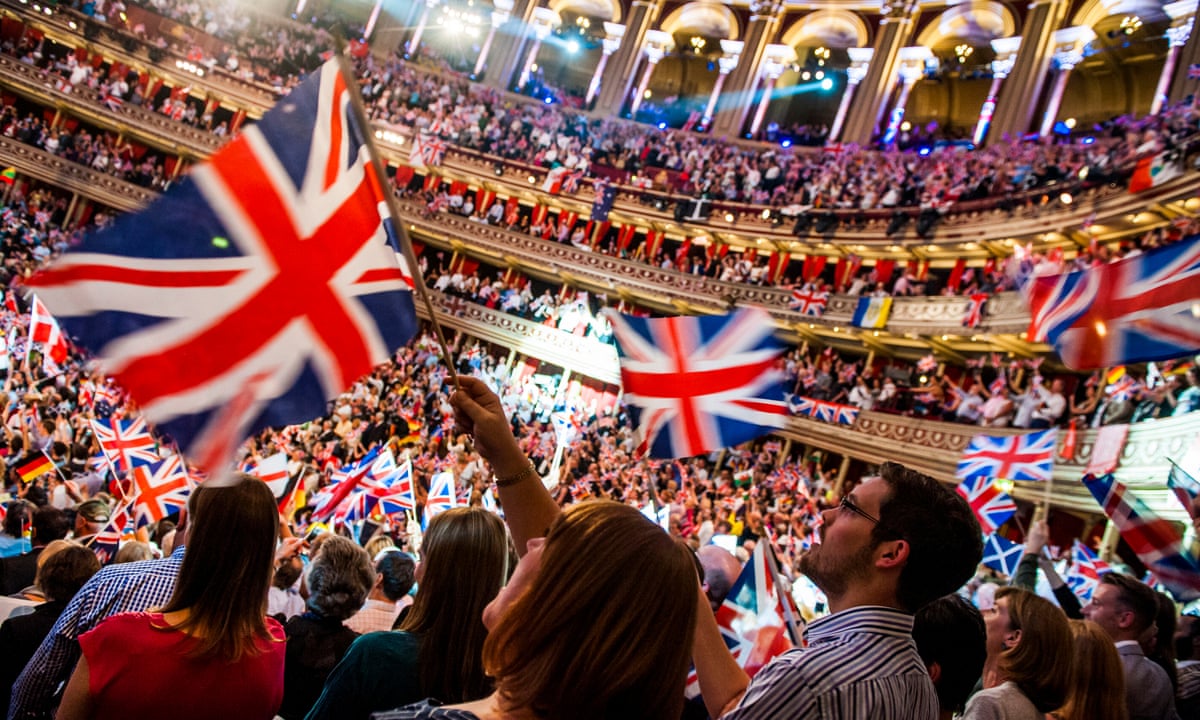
[376, 377, 701, 720]
[1053, 619, 1127, 720]
[963, 586, 1073, 719]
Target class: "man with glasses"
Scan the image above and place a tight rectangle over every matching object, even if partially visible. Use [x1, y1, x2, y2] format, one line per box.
[693, 461, 983, 719]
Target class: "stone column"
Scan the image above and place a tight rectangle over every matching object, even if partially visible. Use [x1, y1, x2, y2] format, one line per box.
[1037, 27, 1093, 137]
[482, 0, 539, 90]
[472, 6, 511, 78]
[1153, 11, 1194, 114]
[585, 23, 625, 105]
[710, 0, 786, 137]
[702, 40, 743, 123]
[406, 0, 436, 57]
[516, 7, 560, 90]
[839, 0, 922, 146]
[827, 47, 872, 142]
[972, 37, 1020, 145]
[628, 31, 673, 116]
[747, 44, 795, 137]
[593, 0, 664, 115]
[986, 0, 1068, 145]
[881, 46, 931, 145]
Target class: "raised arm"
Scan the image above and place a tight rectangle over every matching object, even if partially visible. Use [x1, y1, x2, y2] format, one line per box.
[450, 375, 560, 556]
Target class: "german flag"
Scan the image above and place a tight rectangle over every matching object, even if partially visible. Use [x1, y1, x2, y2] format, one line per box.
[16, 452, 54, 482]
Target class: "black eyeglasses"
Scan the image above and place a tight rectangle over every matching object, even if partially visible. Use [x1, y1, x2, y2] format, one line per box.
[840, 495, 880, 525]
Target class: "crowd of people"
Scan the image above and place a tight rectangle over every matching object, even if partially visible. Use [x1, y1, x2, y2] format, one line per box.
[3, 0, 1198, 310]
[1, 5, 1200, 718]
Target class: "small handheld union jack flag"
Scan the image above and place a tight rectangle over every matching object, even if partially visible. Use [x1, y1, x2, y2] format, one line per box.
[956, 475, 1017, 535]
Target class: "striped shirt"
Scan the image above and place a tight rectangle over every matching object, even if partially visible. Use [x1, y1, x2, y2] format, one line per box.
[723, 606, 939, 720]
[7, 546, 185, 720]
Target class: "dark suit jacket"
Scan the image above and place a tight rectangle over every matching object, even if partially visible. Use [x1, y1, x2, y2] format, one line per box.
[0, 546, 43, 596]
[1119, 642, 1179, 720]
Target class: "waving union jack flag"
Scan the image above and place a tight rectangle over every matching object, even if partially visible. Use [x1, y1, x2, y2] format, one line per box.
[686, 541, 798, 698]
[789, 287, 828, 316]
[89, 502, 130, 565]
[604, 307, 790, 459]
[131, 455, 192, 527]
[1083, 472, 1200, 598]
[423, 471, 457, 529]
[957, 429, 1057, 483]
[1065, 539, 1111, 602]
[955, 475, 1017, 535]
[91, 418, 159, 475]
[312, 446, 381, 522]
[962, 292, 988, 329]
[29, 60, 418, 463]
[1027, 235, 1200, 369]
[376, 457, 415, 514]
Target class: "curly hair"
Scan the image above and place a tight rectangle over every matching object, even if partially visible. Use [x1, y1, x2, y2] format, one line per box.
[305, 535, 373, 621]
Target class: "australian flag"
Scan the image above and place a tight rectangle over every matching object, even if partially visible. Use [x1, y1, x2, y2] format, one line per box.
[27, 61, 418, 464]
[604, 307, 790, 459]
[591, 181, 617, 222]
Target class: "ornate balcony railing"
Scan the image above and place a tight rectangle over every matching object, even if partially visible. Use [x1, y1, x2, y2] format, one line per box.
[0, 135, 156, 212]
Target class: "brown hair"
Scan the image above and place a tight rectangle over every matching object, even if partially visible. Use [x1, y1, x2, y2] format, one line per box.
[1056, 620, 1128, 720]
[482, 501, 699, 720]
[399, 507, 510, 702]
[158, 474, 278, 661]
[995, 587, 1073, 713]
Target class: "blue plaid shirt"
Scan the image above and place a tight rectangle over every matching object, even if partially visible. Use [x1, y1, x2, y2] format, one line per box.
[7, 545, 184, 719]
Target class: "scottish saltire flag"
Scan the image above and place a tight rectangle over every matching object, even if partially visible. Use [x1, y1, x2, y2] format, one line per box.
[789, 287, 828, 316]
[1169, 460, 1200, 519]
[640, 500, 670, 532]
[1083, 472, 1200, 598]
[956, 429, 1057, 483]
[130, 455, 191, 527]
[1065, 540, 1111, 602]
[685, 541, 797, 697]
[788, 396, 859, 426]
[603, 307, 790, 459]
[423, 471, 457, 529]
[92, 418, 159, 474]
[851, 296, 891, 329]
[28, 60, 418, 463]
[955, 475, 1017, 535]
[981, 533, 1023, 576]
[1027, 235, 1200, 369]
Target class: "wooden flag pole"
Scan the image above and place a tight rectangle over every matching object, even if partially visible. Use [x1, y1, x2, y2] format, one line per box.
[331, 45, 459, 390]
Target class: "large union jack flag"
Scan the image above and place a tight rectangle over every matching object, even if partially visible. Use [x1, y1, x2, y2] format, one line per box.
[956, 429, 1057, 483]
[1027, 234, 1200, 369]
[28, 61, 417, 461]
[955, 475, 1017, 535]
[1083, 472, 1200, 599]
[92, 417, 159, 475]
[1065, 539, 1111, 602]
[603, 307, 790, 459]
[788, 287, 828, 316]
